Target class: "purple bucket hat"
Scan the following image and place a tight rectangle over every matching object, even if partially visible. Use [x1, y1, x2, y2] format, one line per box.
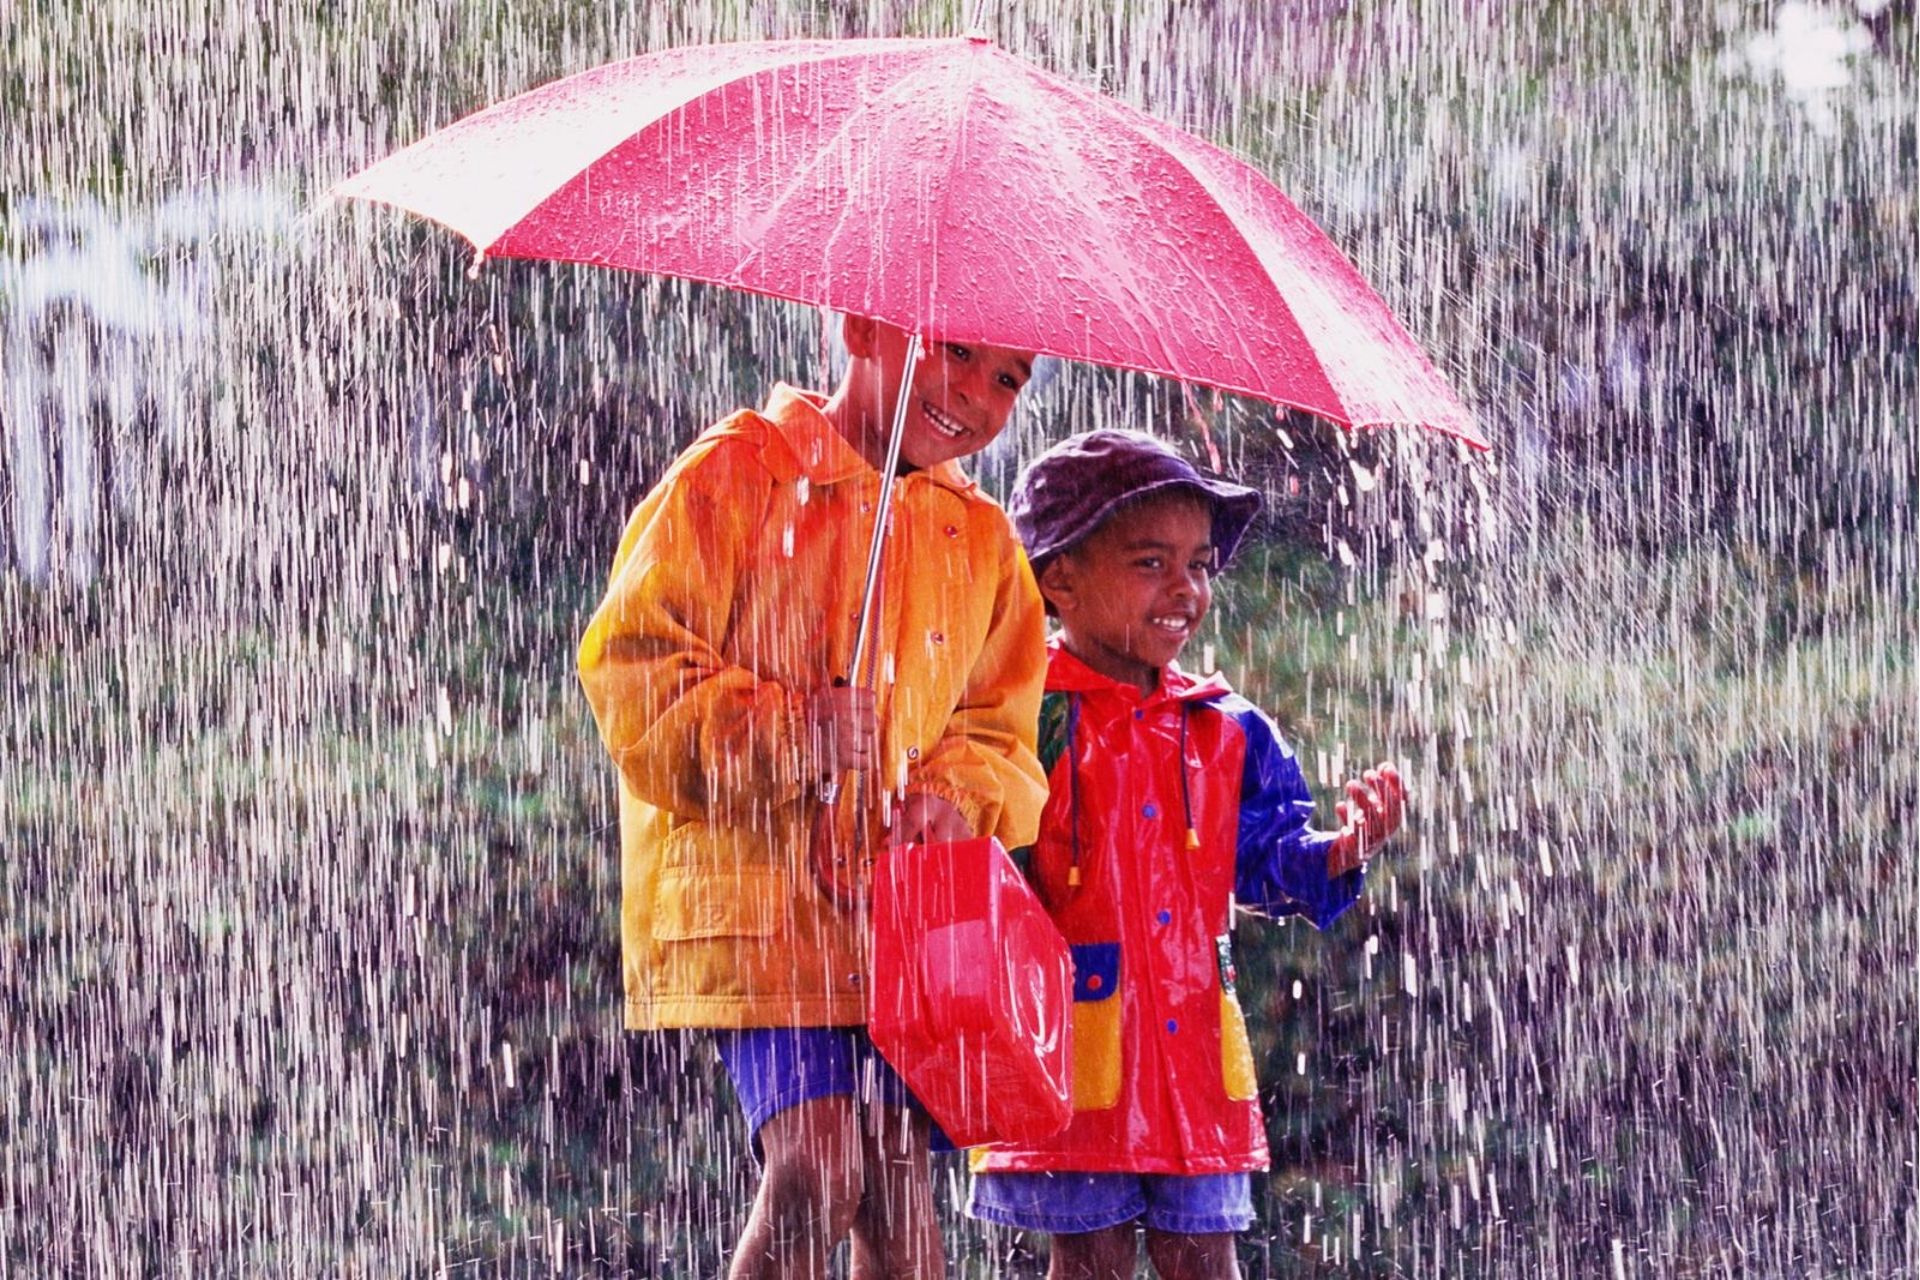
[1010, 429, 1263, 573]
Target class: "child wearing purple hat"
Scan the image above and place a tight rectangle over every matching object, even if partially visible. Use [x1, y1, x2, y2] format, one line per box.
[970, 429, 1405, 1279]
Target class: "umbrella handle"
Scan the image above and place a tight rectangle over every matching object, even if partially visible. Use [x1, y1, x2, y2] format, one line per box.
[810, 770, 881, 908]
[816, 674, 855, 806]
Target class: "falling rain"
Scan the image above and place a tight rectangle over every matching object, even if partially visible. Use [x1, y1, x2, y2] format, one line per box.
[4, 2, 1914, 1276]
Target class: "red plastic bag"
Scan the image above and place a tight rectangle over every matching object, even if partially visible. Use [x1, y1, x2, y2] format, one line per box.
[867, 837, 1073, 1148]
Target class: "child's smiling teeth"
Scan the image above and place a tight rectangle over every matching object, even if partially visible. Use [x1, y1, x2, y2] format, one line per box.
[1150, 614, 1191, 634]
[923, 401, 968, 440]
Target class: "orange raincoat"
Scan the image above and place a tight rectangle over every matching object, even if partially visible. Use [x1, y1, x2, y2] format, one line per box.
[579, 385, 1049, 1029]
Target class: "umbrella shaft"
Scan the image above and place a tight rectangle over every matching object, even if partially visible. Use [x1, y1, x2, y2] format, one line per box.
[847, 330, 921, 690]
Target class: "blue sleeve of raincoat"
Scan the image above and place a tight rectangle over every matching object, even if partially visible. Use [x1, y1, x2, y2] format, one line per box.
[1224, 700, 1363, 930]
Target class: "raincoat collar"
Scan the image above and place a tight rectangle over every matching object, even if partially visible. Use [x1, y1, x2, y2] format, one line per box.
[1044, 638, 1232, 705]
[757, 383, 978, 496]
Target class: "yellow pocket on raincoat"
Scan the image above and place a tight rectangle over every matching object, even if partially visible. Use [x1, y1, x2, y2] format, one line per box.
[1220, 992, 1258, 1101]
[652, 866, 789, 941]
[1216, 933, 1257, 1101]
[1069, 942, 1122, 1111]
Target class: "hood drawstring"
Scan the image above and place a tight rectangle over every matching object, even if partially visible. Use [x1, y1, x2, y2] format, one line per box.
[1179, 703, 1200, 851]
[1065, 694, 1082, 886]
[1062, 692, 1200, 892]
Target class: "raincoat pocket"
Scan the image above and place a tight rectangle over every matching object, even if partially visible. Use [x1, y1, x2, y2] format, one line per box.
[1069, 942, 1122, 1112]
[1219, 992, 1258, 1101]
[652, 866, 789, 941]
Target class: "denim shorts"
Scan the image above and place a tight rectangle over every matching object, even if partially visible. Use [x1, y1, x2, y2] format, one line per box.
[714, 1026, 952, 1152]
[969, 1169, 1254, 1235]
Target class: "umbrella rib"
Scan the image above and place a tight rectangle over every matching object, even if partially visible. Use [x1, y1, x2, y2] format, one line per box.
[1020, 73, 1293, 412]
[533, 41, 949, 263]
[350, 40, 952, 258]
[1110, 101, 1480, 441]
[725, 44, 981, 320]
[925, 44, 988, 330]
[980, 62, 1476, 441]
[726, 74, 928, 286]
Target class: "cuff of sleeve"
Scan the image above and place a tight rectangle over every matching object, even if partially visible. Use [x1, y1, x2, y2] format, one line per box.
[1279, 830, 1365, 930]
[902, 780, 989, 838]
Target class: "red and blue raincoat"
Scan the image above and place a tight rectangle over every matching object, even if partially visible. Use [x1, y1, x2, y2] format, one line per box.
[973, 642, 1363, 1175]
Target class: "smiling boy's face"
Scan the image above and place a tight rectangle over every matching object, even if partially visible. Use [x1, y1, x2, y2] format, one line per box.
[1039, 491, 1217, 694]
[844, 318, 1035, 471]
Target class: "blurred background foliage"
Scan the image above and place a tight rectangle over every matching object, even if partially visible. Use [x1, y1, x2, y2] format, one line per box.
[4, 0, 1915, 1275]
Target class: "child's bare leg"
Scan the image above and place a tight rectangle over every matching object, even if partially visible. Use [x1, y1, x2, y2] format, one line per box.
[1143, 1229, 1239, 1280]
[848, 1103, 940, 1280]
[729, 1096, 864, 1280]
[1047, 1224, 1138, 1279]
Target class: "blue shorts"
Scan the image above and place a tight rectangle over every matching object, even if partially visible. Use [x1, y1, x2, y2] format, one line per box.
[969, 1169, 1254, 1235]
[714, 1026, 952, 1152]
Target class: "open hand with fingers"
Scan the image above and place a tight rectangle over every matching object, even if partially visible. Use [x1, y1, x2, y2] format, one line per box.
[1328, 762, 1406, 876]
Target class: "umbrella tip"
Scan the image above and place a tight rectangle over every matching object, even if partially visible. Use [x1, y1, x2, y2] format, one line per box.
[964, 0, 992, 40]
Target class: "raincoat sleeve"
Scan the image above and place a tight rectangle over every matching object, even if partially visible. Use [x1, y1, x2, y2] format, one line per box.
[1230, 705, 1363, 930]
[577, 443, 810, 822]
[902, 540, 1049, 849]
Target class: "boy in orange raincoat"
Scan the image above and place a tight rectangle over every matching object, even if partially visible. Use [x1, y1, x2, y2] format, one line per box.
[970, 430, 1405, 1280]
[578, 316, 1050, 1279]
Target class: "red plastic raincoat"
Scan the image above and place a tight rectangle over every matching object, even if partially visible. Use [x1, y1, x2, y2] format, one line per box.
[972, 643, 1363, 1175]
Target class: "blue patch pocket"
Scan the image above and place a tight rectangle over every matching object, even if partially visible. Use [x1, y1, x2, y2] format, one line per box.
[1071, 942, 1120, 1002]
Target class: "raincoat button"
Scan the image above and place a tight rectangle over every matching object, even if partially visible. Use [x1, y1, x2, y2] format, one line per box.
[1133, 709, 1144, 720]
[1165, 1019, 1178, 1034]
[944, 524, 959, 538]
[907, 746, 920, 760]
[1086, 974, 1103, 991]
[848, 973, 863, 987]
[1142, 803, 1157, 818]
[931, 631, 945, 645]
[1156, 909, 1171, 925]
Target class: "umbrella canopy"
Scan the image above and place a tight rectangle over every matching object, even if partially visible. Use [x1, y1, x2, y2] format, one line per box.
[333, 35, 1485, 448]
